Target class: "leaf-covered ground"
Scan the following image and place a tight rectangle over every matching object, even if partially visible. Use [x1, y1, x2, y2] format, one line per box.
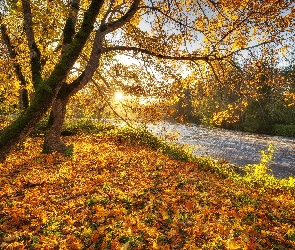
[0, 133, 295, 249]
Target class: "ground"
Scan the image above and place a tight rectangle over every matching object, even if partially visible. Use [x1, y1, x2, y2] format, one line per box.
[0, 132, 295, 249]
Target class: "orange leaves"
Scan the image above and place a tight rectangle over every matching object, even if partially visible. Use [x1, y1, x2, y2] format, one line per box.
[0, 133, 295, 248]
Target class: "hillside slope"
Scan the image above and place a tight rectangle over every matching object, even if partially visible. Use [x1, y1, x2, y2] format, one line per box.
[0, 131, 295, 249]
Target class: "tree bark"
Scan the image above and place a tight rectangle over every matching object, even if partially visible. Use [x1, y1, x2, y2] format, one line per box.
[0, 88, 55, 162]
[42, 0, 81, 153]
[43, 95, 69, 153]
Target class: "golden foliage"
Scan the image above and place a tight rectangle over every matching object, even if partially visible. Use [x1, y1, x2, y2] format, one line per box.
[0, 133, 295, 249]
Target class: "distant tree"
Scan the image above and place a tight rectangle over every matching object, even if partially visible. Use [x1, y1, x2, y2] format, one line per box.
[185, 50, 295, 133]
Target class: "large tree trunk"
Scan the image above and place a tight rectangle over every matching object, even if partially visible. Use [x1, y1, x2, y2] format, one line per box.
[42, 75, 84, 153]
[42, 85, 107, 153]
[43, 95, 69, 153]
[0, 88, 55, 162]
[42, 37, 104, 153]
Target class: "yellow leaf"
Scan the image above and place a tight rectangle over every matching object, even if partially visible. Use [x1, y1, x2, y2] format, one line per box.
[227, 239, 242, 249]
[161, 210, 169, 220]
[121, 241, 130, 250]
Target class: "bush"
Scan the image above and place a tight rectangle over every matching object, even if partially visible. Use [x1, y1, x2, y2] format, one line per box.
[108, 126, 193, 161]
[30, 118, 115, 137]
[243, 144, 277, 187]
[272, 124, 295, 137]
[62, 119, 114, 136]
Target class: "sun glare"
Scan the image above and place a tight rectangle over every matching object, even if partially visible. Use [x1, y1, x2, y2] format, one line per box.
[115, 92, 124, 101]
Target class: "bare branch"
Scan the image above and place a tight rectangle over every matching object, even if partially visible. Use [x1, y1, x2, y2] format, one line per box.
[102, 46, 210, 62]
[139, 5, 200, 32]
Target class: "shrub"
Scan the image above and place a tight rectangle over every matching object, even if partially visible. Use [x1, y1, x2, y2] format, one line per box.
[108, 126, 193, 161]
[273, 124, 295, 137]
[62, 119, 115, 135]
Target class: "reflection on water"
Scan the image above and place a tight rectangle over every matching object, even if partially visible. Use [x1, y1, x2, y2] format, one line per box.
[147, 121, 295, 179]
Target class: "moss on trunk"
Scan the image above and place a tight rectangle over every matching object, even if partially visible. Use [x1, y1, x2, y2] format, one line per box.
[0, 87, 54, 161]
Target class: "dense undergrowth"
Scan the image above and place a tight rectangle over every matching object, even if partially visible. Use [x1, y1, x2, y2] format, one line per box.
[0, 121, 295, 249]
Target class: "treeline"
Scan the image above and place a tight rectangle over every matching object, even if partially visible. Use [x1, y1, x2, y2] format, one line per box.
[172, 57, 295, 137]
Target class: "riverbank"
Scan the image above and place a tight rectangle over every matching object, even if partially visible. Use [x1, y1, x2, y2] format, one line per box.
[147, 121, 295, 178]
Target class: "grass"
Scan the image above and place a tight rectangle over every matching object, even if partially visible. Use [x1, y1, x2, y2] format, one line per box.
[0, 122, 295, 249]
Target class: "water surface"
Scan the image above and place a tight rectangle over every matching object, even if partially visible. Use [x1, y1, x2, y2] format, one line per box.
[147, 122, 295, 179]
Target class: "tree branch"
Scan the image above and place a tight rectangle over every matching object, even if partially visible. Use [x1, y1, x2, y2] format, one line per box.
[44, 0, 104, 93]
[0, 24, 29, 108]
[63, 0, 141, 96]
[21, 0, 42, 88]
[100, 0, 141, 33]
[62, 0, 81, 54]
[213, 12, 253, 51]
[219, 41, 273, 60]
[102, 46, 210, 62]
[139, 5, 200, 32]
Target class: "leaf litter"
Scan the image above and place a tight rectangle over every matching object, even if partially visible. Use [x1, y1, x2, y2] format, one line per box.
[0, 134, 295, 249]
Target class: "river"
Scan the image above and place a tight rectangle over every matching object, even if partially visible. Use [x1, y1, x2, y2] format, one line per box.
[147, 122, 295, 179]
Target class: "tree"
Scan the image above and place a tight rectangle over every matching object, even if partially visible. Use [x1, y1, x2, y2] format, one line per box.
[180, 47, 295, 133]
[0, 0, 106, 161]
[0, 0, 294, 161]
